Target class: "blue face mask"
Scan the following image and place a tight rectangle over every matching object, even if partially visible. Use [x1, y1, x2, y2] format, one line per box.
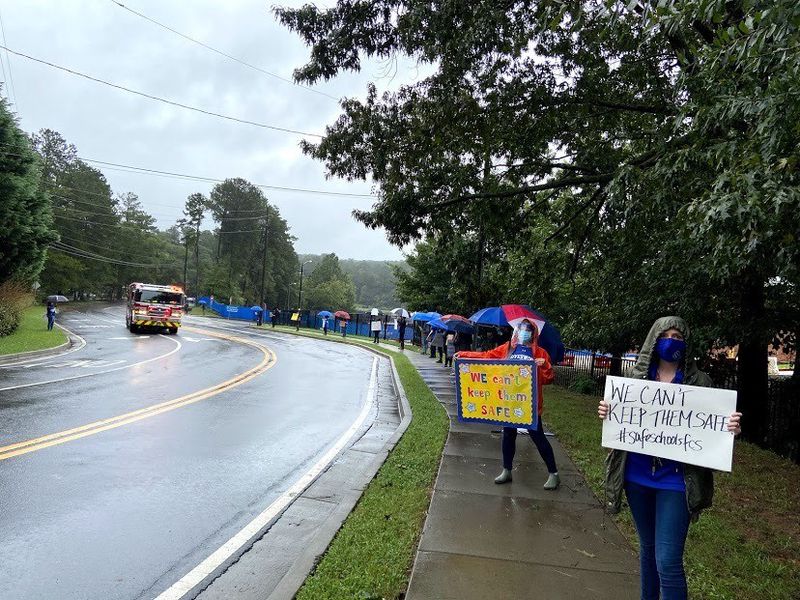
[517, 329, 533, 345]
[655, 338, 686, 363]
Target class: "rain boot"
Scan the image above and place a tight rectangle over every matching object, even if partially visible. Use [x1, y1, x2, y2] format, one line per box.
[494, 468, 512, 484]
[544, 472, 560, 490]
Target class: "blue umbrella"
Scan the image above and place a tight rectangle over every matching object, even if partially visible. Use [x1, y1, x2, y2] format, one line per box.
[412, 311, 441, 322]
[318, 310, 333, 318]
[249, 305, 263, 312]
[430, 317, 475, 334]
[469, 306, 507, 326]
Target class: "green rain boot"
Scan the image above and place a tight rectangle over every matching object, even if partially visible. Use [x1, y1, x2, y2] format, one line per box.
[544, 472, 560, 490]
[494, 468, 513, 484]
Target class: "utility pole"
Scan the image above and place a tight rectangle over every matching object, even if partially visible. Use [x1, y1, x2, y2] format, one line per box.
[297, 260, 312, 330]
[259, 218, 269, 305]
[182, 227, 189, 293]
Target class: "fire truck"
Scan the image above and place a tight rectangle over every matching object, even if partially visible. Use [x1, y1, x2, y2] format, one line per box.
[126, 283, 186, 334]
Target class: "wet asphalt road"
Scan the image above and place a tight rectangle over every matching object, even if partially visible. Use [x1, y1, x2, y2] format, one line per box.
[0, 305, 375, 599]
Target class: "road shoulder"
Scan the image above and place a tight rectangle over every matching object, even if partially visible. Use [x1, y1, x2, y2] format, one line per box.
[193, 329, 411, 600]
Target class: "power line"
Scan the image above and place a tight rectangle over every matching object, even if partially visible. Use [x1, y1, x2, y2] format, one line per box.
[0, 44, 323, 138]
[50, 241, 179, 268]
[54, 212, 264, 235]
[0, 145, 377, 199]
[59, 234, 181, 259]
[79, 157, 375, 197]
[108, 0, 338, 102]
[0, 9, 18, 111]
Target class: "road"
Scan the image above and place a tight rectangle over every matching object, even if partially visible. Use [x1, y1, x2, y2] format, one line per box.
[0, 305, 378, 599]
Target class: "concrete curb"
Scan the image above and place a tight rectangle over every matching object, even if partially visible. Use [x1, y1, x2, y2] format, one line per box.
[0, 322, 86, 366]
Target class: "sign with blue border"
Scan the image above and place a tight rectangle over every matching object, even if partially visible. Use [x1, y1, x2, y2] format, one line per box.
[455, 358, 538, 429]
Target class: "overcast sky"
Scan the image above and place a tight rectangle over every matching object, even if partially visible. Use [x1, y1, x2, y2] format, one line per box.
[1, 0, 423, 260]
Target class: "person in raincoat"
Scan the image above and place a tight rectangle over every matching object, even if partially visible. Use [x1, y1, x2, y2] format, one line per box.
[456, 318, 559, 489]
[598, 316, 742, 600]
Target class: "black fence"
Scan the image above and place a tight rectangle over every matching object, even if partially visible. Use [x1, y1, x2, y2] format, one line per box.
[553, 350, 637, 394]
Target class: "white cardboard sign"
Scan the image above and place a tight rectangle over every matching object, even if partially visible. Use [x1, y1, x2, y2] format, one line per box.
[601, 376, 737, 472]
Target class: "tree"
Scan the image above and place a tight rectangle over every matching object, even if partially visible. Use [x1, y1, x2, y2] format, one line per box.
[0, 98, 56, 283]
[303, 253, 356, 310]
[278, 0, 800, 442]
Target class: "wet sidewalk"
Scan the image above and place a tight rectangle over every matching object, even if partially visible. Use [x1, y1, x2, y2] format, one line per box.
[392, 345, 639, 600]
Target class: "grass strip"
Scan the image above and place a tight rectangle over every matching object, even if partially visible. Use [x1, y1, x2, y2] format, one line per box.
[0, 305, 67, 355]
[257, 325, 448, 599]
[544, 386, 800, 600]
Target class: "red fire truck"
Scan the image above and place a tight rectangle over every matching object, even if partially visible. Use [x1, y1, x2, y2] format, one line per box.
[126, 282, 185, 334]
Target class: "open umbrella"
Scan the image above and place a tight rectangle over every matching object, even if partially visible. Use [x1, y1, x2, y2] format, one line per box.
[391, 308, 410, 318]
[318, 310, 333, 318]
[46, 295, 69, 303]
[370, 307, 380, 316]
[334, 310, 351, 320]
[430, 317, 474, 334]
[469, 306, 507, 326]
[500, 304, 564, 363]
[500, 304, 546, 332]
[427, 318, 450, 331]
[249, 305, 263, 311]
[412, 311, 441, 322]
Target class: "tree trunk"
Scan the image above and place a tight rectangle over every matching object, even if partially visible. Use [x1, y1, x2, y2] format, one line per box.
[737, 276, 769, 445]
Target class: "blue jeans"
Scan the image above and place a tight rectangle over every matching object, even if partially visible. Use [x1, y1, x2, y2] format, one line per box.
[47, 315, 55, 330]
[501, 420, 557, 473]
[625, 481, 691, 600]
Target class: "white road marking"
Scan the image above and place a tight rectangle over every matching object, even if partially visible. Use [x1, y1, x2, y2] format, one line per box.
[0, 336, 182, 392]
[155, 356, 379, 600]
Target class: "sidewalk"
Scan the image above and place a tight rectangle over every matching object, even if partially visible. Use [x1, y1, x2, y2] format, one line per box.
[391, 345, 639, 600]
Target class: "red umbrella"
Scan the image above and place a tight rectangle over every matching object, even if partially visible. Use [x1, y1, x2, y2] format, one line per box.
[334, 310, 351, 320]
[439, 314, 470, 323]
[500, 305, 546, 332]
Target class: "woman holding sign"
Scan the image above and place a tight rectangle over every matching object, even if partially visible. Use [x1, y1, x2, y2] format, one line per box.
[599, 316, 741, 600]
[456, 319, 559, 489]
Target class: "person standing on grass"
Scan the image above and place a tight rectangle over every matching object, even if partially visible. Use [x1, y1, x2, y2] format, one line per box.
[598, 316, 742, 600]
[45, 302, 56, 331]
[456, 318, 559, 489]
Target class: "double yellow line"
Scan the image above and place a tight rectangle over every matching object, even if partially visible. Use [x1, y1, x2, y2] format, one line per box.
[0, 327, 276, 462]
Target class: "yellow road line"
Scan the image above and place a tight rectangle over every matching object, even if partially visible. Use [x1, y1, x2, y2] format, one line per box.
[0, 327, 276, 461]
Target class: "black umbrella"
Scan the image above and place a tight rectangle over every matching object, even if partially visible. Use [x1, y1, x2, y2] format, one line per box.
[46, 295, 69, 303]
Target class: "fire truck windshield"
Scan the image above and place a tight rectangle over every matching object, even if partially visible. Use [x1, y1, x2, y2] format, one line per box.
[135, 290, 183, 305]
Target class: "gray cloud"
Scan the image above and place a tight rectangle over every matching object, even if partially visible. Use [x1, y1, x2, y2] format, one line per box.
[3, 0, 423, 260]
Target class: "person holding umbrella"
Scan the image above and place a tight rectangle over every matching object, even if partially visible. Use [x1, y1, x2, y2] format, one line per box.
[456, 317, 559, 490]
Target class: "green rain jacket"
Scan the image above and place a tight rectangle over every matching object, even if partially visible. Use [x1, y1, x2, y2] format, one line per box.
[604, 316, 715, 519]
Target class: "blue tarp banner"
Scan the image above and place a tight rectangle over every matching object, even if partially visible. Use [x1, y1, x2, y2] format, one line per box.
[198, 297, 269, 322]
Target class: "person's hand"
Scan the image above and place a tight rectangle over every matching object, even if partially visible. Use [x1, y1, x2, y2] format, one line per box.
[598, 400, 610, 420]
[534, 357, 545, 366]
[727, 411, 742, 435]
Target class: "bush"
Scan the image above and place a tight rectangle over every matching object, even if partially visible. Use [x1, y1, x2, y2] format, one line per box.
[569, 374, 597, 395]
[0, 279, 32, 337]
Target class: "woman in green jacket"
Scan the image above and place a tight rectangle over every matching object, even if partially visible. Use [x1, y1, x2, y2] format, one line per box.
[598, 316, 741, 600]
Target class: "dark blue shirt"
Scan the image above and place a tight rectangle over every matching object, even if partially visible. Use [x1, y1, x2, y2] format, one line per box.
[624, 368, 686, 492]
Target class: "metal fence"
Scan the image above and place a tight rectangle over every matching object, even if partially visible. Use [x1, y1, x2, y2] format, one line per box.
[553, 349, 637, 394]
